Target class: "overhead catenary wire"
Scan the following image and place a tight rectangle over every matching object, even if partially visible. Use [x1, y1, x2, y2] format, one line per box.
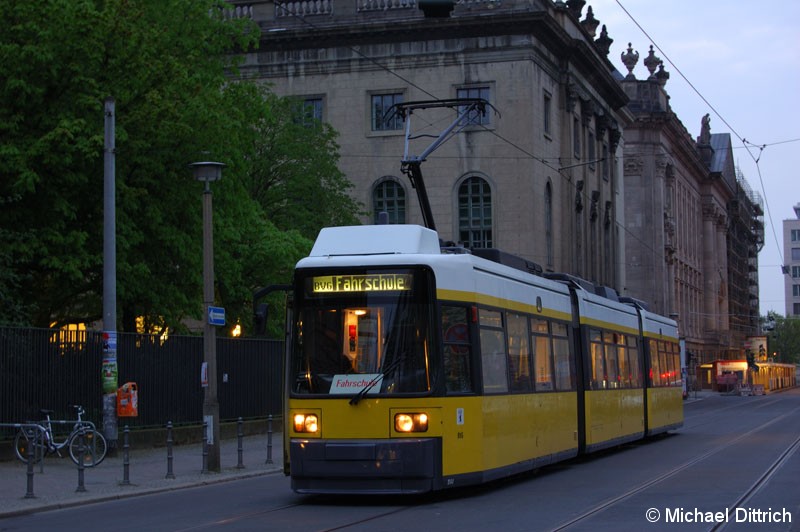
[614, 0, 789, 273]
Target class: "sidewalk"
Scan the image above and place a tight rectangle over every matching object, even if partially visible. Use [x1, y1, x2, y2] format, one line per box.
[684, 389, 714, 403]
[0, 432, 283, 518]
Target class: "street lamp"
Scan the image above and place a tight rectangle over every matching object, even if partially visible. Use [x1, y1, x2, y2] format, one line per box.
[191, 161, 225, 472]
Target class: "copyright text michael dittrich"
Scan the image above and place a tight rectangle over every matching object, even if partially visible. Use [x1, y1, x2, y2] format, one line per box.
[645, 507, 792, 524]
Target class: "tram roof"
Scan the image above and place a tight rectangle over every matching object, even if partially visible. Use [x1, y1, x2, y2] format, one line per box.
[300, 225, 673, 331]
[309, 225, 440, 257]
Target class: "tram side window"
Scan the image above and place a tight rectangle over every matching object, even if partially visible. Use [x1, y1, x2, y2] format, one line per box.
[589, 328, 606, 389]
[649, 339, 661, 386]
[441, 305, 472, 393]
[603, 331, 620, 388]
[672, 343, 682, 387]
[531, 318, 553, 391]
[659, 341, 671, 386]
[480, 328, 509, 394]
[507, 312, 532, 392]
[480, 309, 508, 394]
[552, 321, 574, 390]
[627, 336, 641, 387]
[663, 341, 680, 387]
[617, 336, 630, 388]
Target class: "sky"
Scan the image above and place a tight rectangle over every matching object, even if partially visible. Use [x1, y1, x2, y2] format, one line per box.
[589, 0, 800, 317]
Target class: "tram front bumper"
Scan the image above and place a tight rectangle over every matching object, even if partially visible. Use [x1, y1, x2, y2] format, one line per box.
[289, 437, 441, 494]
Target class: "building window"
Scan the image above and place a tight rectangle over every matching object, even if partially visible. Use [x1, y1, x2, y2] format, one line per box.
[458, 176, 492, 248]
[545, 182, 553, 267]
[792, 266, 800, 278]
[794, 285, 800, 297]
[588, 131, 596, 170]
[371, 93, 403, 131]
[602, 143, 609, 182]
[792, 248, 800, 261]
[573, 117, 581, 158]
[294, 97, 323, 126]
[543, 91, 552, 136]
[794, 303, 800, 316]
[372, 179, 406, 224]
[457, 86, 491, 126]
[792, 229, 800, 242]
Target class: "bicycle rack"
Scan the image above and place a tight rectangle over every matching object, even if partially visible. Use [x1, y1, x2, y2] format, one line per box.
[1, 422, 48, 498]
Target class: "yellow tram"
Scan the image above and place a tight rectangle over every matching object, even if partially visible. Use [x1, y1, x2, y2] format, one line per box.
[284, 224, 683, 493]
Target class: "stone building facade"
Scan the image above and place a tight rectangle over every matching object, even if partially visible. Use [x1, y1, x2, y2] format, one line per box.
[619, 45, 763, 362]
[227, 0, 764, 358]
[231, 0, 631, 290]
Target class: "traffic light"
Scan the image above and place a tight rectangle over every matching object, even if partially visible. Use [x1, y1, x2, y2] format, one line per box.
[254, 303, 268, 336]
[758, 344, 766, 361]
[418, 0, 454, 17]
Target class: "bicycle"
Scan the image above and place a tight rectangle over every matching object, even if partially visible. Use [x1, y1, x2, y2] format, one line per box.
[14, 405, 108, 467]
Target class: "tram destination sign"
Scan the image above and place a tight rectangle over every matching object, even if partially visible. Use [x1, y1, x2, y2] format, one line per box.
[312, 273, 412, 293]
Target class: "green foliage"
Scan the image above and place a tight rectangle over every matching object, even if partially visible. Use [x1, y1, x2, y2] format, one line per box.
[224, 84, 365, 240]
[764, 313, 800, 364]
[0, 0, 359, 332]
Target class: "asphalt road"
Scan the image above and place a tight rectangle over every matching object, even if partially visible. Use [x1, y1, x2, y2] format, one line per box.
[1, 389, 798, 532]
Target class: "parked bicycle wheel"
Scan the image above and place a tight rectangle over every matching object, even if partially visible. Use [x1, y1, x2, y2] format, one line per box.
[68, 428, 108, 467]
[13, 427, 46, 464]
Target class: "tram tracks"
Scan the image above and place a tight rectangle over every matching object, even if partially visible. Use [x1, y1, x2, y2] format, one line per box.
[173, 495, 417, 532]
[178, 392, 800, 531]
[707, 432, 800, 532]
[550, 407, 799, 531]
[173, 502, 307, 531]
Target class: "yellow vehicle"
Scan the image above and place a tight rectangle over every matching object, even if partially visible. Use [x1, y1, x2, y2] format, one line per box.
[284, 224, 682, 494]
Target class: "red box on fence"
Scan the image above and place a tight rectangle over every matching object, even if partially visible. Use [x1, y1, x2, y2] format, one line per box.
[117, 382, 138, 417]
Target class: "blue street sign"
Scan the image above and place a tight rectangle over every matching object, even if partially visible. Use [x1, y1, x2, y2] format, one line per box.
[207, 306, 226, 326]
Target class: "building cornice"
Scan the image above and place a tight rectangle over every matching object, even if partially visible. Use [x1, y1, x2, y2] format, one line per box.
[249, 11, 629, 110]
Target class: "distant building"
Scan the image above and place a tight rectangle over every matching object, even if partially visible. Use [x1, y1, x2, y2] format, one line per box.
[784, 204, 800, 317]
[620, 45, 763, 362]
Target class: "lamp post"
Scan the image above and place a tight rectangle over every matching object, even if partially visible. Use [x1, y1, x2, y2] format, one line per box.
[191, 161, 225, 472]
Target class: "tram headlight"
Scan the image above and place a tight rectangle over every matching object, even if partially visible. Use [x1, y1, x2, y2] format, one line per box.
[394, 412, 428, 433]
[293, 413, 319, 433]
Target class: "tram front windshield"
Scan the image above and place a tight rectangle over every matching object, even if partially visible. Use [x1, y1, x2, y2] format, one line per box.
[291, 268, 433, 397]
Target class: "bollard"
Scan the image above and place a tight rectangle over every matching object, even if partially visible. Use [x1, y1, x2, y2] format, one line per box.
[25, 433, 35, 499]
[121, 425, 131, 486]
[202, 421, 209, 474]
[75, 430, 87, 493]
[236, 417, 244, 469]
[266, 415, 273, 465]
[165, 421, 175, 479]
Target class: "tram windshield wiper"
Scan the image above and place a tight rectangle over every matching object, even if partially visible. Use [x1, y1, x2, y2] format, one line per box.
[349, 352, 407, 406]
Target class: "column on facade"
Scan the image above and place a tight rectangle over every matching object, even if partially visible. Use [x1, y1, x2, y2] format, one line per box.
[701, 199, 719, 334]
[716, 213, 730, 331]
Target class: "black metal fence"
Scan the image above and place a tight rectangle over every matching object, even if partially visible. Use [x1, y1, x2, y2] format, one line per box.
[0, 327, 283, 440]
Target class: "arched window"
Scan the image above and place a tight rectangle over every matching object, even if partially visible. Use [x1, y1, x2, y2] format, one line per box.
[458, 176, 492, 248]
[372, 179, 406, 224]
[545, 182, 553, 267]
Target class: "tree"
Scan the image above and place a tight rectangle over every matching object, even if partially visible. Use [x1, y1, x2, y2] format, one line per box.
[0, 0, 358, 332]
[236, 86, 365, 241]
[764, 312, 800, 364]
